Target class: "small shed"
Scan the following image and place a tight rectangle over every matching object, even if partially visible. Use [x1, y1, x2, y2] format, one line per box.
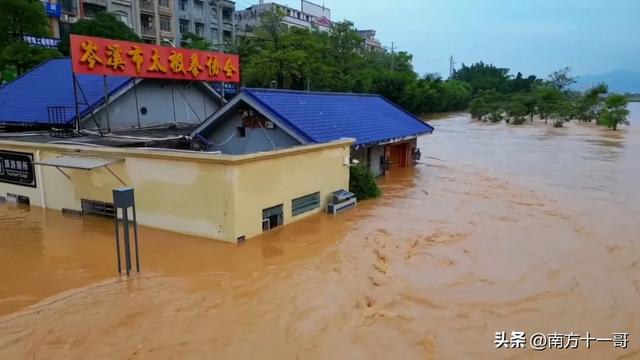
[192, 88, 434, 176]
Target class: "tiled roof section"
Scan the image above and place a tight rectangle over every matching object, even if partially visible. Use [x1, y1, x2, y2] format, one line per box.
[244, 88, 434, 146]
[0, 58, 131, 125]
[313, 16, 332, 27]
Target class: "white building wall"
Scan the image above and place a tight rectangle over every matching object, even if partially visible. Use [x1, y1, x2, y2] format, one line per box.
[83, 80, 221, 131]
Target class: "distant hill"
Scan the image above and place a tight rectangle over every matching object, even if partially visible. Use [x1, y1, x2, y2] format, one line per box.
[574, 70, 640, 93]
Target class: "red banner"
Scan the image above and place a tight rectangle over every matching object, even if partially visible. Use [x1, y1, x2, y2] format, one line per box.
[69, 35, 240, 83]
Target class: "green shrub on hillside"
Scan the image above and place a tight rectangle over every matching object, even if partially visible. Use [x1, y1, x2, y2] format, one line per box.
[349, 164, 381, 200]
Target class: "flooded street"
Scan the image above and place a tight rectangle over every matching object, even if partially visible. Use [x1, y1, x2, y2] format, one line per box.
[1, 104, 639, 359]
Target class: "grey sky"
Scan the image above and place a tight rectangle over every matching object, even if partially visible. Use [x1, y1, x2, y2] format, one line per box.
[241, 0, 640, 78]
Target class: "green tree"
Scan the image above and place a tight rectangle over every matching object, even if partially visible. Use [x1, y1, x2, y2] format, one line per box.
[349, 164, 381, 200]
[0, 0, 60, 77]
[534, 86, 564, 124]
[181, 32, 212, 50]
[58, 12, 141, 55]
[598, 94, 630, 130]
[547, 66, 577, 91]
[576, 83, 608, 122]
[452, 62, 511, 94]
[505, 93, 528, 124]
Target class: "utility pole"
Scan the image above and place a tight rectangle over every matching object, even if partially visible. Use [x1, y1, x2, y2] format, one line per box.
[449, 55, 455, 79]
[391, 42, 395, 72]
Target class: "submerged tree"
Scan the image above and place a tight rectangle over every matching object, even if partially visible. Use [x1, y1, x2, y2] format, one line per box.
[598, 94, 630, 130]
[575, 83, 608, 122]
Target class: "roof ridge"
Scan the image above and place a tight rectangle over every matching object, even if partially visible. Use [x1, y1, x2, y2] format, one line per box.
[243, 87, 380, 98]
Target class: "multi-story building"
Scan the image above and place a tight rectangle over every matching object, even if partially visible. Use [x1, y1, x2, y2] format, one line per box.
[175, 0, 236, 49]
[235, 0, 331, 36]
[357, 30, 383, 51]
[41, 0, 175, 45]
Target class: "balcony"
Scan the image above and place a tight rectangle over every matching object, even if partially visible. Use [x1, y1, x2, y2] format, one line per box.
[84, 0, 107, 6]
[140, 0, 154, 13]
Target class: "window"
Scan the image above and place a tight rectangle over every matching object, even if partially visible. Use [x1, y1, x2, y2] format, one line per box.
[179, 19, 189, 34]
[292, 192, 320, 216]
[262, 204, 283, 231]
[236, 126, 246, 137]
[195, 22, 204, 36]
[194, 0, 203, 13]
[81, 199, 115, 217]
[179, 0, 187, 11]
[160, 16, 171, 31]
[114, 11, 129, 26]
[159, 0, 169, 8]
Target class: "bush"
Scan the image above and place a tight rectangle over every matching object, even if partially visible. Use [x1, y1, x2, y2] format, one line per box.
[349, 164, 381, 200]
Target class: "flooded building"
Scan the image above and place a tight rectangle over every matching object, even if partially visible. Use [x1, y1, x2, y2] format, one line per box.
[0, 52, 431, 243]
[192, 88, 434, 176]
[0, 60, 351, 243]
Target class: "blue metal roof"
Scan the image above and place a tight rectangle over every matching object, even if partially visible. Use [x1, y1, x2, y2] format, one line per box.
[0, 58, 132, 126]
[243, 88, 434, 146]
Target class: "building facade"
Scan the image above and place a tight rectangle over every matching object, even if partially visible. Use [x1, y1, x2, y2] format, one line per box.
[42, 0, 176, 45]
[235, 0, 331, 36]
[357, 30, 383, 51]
[192, 88, 434, 176]
[175, 0, 236, 48]
[0, 138, 351, 242]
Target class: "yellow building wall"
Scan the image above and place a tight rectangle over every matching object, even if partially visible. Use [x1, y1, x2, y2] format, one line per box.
[231, 143, 351, 240]
[0, 139, 351, 243]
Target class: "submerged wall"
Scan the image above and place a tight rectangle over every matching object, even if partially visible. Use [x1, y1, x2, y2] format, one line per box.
[0, 139, 352, 242]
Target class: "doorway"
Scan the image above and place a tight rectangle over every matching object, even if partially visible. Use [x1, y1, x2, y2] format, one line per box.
[389, 142, 409, 168]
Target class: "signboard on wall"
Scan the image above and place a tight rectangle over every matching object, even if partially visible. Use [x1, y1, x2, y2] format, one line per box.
[0, 151, 36, 188]
[69, 34, 240, 83]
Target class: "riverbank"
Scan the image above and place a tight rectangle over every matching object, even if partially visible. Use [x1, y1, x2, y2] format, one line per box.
[0, 109, 638, 358]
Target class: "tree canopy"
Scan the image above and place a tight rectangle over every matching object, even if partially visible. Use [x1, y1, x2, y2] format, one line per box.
[238, 13, 470, 113]
[0, 0, 61, 79]
[58, 12, 141, 55]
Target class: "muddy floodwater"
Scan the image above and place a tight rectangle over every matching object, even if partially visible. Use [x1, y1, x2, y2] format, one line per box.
[1, 104, 639, 359]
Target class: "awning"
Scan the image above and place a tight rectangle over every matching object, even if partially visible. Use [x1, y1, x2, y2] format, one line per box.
[34, 155, 126, 185]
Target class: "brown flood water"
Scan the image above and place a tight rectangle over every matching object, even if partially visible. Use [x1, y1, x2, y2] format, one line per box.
[0, 104, 639, 359]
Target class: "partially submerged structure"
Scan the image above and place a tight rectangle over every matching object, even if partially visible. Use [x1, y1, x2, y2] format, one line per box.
[0, 54, 433, 243]
[192, 88, 434, 176]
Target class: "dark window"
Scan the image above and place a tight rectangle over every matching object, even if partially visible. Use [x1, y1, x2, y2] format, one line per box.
[160, 16, 171, 31]
[262, 204, 283, 231]
[237, 126, 246, 137]
[195, 22, 204, 36]
[140, 107, 148, 115]
[179, 19, 189, 34]
[81, 199, 115, 217]
[292, 192, 320, 216]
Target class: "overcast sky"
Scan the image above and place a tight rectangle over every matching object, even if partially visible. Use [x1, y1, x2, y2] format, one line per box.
[238, 0, 640, 78]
